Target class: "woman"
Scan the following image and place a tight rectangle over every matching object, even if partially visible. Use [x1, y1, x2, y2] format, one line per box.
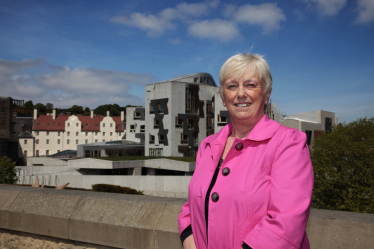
[178, 53, 314, 249]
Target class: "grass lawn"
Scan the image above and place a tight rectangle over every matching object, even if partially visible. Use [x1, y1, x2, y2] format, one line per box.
[92, 156, 196, 163]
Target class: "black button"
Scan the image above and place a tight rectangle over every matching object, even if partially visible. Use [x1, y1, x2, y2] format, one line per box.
[211, 192, 219, 202]
[235, 142, 243, 151]
[222, 167, 230, 176]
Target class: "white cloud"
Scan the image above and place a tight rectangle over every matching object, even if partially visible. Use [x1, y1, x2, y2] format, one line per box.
[233, 3, 286, 34]
[305, 0, 347, 16]
[354, 0, 374, 24]
[110, 1, 219, 37]
[0, 58, 154, 108]
[188, 19, 239, 42]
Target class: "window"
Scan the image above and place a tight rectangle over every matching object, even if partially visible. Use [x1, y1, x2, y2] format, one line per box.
[95, 139, 98, 143]
[36, 139, 39, 144]
[67, 139, 70, 144]
[46, 131, 49, 136]
[207, 104, 212, 115]
[187, 118, 194, 129]
[193, 77, 199, 83]
[67, 132, 70, 136]
[58, 139, 60, 144]
[149, 148, 163, 156]
[37, 123, 40, 126]
[217, 114, 227, 126]
[150, 103, 155, 114]
[86, 123, 88, 127]
[130, 124, 136, 132]
[67, 123, 70, 127]
[158, 134, 164, 144]
[24, 139, 27, 144]
[149, 134, 155, 144]
[103, 132, 105, 136]
[36, 131, 39, 135]
[47, 123, 50, 126]
[140, 125, 145, 132]
[103, 123, 105, 127]
[85, 139, 88, 144]
[134, 111, 141, 119]
[46, 150, 49, 156]
[76, 123, 79, 127]
[103, 139, 105, 142]
[95, 123, 98, 127]
[153, 119, 159, 129]
[305, 130, 312, 146]
[207, 117, 213, 129]
[76, 132, 79, 136]
[119, 132, 121, 136]
[181, 133, 188, 144]
[58, 132, 60, 136]
[36, 150, 39, 157]
[85, 132, 88, 136]
[57, 150, 60, 153]
[95, 132, 98, 136]
[24, 150, 27, 157]
[76, 139, 79, 144]
[110, 123, 113, 127]
[325, 118, 332, 132]
[46, 139, 49, 144]
[200, 77, 206, 83]
[110, 132, 113, 136]
[58, 123, 61, 126]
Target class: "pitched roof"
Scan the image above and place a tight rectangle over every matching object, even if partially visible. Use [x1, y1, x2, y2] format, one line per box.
[112, 116, 124, 132]
[18, 131, 34, 138]
[78, 116, 104, 131]
[34, 115, 69, 131]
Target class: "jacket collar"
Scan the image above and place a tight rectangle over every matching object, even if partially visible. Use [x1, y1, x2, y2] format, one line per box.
[204, 114, 280, 146]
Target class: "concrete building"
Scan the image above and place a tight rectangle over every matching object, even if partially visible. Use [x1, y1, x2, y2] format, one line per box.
[125, 107, 145, 144]
[266, 101, 337, 148]
[143, 73, 220, 157]
[26, 109, 125, 157]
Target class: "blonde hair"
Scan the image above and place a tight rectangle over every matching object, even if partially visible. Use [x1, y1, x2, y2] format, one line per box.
[219, 53, 272, 99]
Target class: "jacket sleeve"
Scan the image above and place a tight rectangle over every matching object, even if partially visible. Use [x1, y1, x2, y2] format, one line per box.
[243, 129, 314, 249]
[178, 140, 206, 236]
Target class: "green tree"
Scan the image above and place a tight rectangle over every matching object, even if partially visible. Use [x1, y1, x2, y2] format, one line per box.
[70, 105, 84, 114]
[46, 103, 54, 110]
[311, 117, 374, 213]
[34, 103, 46, 113]
[24, 100, 34, 109]
[85, 107, 90, 113]
[0, 156, 18, 184]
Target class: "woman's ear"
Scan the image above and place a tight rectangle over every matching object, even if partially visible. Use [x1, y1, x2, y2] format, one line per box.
[265, 90, 272, 104]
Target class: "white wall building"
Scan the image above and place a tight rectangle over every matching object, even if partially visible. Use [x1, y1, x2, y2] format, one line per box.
[21, 110, 125, 157]
[125, 107, 145, 143]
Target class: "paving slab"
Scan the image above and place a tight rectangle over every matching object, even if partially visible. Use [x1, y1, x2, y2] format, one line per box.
[70, 196, 166, 248]
[155, 204, 183, 249]
[0, 190, 20, 228]
[6, 191, 82, 239]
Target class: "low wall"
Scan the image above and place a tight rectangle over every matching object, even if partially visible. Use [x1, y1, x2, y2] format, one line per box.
[1, 184, 374, 249]
[17, 175, 192, 198]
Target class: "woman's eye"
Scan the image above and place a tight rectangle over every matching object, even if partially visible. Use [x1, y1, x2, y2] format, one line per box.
[246, 84, 255, 88]
[228, 85, 236, 89]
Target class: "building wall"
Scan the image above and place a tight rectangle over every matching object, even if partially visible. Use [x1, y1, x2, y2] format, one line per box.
[18, 137, 34, 158]
[30, 112, 124, 157]
[126, 107, 145, 143]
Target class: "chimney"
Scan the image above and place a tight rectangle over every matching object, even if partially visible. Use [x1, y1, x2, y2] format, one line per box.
[91, 110, 94, 119]
[121, 111, 124, 121]
[33, 109, 38, 120]
[335, 116, 338, 125]
[52, 109, 56, 121]
[107, 111, 110, 117]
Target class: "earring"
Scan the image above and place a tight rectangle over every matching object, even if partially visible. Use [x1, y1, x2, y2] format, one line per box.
[223, 103, 226, 106]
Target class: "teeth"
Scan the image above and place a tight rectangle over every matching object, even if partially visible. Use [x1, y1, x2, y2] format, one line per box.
[235, 103, 250, 107]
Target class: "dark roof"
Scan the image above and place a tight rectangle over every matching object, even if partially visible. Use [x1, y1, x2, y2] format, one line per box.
[34, 115, 69, 131]
[18, 131, 34, 138]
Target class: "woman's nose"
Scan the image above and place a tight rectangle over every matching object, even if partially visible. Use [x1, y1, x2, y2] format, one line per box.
[237, 85, 245, 98]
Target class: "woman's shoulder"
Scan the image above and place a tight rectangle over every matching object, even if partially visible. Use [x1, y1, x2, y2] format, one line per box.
[274, 123, 307, 143]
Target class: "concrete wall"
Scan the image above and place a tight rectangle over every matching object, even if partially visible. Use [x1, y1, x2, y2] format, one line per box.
[1, 184, 374, 249]
[17, 175, 192, 198]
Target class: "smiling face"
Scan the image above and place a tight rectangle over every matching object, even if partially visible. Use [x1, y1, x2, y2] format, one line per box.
[222, 69, 271, 126]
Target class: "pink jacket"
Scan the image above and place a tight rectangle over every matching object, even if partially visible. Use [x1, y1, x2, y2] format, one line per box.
[178, 115, 314, 249]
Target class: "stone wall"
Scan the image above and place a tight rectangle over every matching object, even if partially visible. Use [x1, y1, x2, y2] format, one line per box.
[1, 184, 374, 249]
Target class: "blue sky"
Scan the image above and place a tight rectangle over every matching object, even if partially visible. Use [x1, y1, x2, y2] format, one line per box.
[0, 0, 373, 123]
